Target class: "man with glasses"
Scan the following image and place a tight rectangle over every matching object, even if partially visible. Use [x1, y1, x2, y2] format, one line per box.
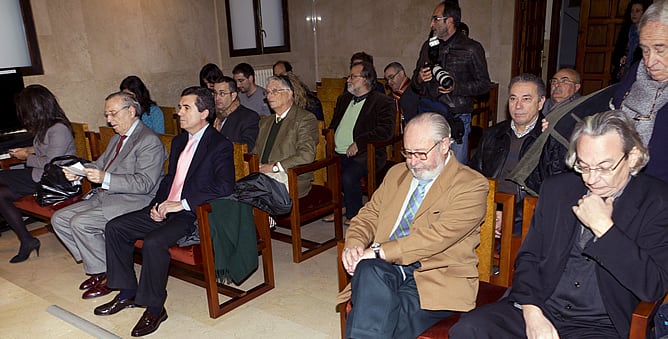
[384, 62, 420, 126]
[470, 73, 546, 234]
[338, 112, 488, 338]
[52, 92, 166, 300]
[211, 75, 259, 150]
[451, 110, 668, 338]
[252, 75, 318, 197]
[232, 62, 271, 117]
[327, 61, 395, 223]
[543, 68, 582, 114]
[412, 0, 491, 163]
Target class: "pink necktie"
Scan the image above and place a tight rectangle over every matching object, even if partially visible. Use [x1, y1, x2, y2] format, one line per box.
[167, 136, 197, 201]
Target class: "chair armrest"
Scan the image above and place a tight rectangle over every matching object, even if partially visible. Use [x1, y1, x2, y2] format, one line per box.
[629, 294, 667, 339]
[287, 156, 339, 177]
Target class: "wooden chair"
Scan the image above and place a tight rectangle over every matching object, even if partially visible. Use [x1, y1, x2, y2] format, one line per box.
[160, 106, 180, 135]
[336, 178, 514, 338]
[98, 126, 115, 154]
[233, 143, 249, 181]
[363, 135, 404, 198]
[265, 126, 344, 263]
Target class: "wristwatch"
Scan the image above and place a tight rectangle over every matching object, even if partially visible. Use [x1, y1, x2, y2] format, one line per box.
[370, 242, 381, 259]
[272, 163, 280, 173]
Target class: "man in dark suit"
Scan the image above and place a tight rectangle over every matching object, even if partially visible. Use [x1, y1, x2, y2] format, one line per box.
[451, 110, 668, 338]
[212, 75, 259, 150]
[52, 92, 166, 300]
[94, 87, 235, 337]
[329, 61, 395, 222]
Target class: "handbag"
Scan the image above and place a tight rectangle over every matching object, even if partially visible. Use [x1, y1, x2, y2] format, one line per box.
[33, 155, 85, 206]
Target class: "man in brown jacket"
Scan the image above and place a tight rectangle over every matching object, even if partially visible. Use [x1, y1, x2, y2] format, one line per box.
[338, 112, 488, 338]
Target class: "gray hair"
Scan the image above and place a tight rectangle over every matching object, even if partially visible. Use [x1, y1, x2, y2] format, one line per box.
[406, 112, 451, 141]
[639, 0, 668, 31]
[384, 62, 405, 73]
[565, 110, 649, 175]
[351, 61, 377, 91]
[508, 73, 547, 99]
[105, 91, 142, 117]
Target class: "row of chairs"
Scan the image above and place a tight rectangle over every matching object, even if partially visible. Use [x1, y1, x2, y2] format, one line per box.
[335, 181, 664, 338]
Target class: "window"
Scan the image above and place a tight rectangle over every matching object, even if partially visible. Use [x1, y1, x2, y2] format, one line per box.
[224, 0, 290, 57]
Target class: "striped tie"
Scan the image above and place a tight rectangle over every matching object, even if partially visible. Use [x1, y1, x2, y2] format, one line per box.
[390, 179, 432, 240]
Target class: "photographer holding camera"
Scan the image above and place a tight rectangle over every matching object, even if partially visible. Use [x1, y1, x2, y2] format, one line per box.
[412, 0, 491, 163]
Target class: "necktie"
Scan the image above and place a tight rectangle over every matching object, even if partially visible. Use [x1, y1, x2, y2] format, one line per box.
[104, 135, 127, 170]
[390, 179, 432, 240]
[167, 136, 197, 201]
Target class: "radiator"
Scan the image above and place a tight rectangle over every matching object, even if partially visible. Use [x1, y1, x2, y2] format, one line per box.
[254, 68, 273, 88]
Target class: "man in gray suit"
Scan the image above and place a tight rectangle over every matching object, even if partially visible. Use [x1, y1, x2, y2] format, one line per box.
[52, 92, 166, 300]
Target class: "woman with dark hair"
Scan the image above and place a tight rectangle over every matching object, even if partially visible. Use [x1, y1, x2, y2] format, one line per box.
[0, 84, 75, 263]
[199, 63, 224, 89]
[611, 0, 651, 83]
[119, 75, 165, 133]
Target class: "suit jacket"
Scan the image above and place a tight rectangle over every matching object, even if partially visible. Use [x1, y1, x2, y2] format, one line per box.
[509, 172, 668, 338]
[89, 121, 166, 220]
[220, 104, 259, 150]
[337, 153, 489, 311]
[252, 105, 318, 197]
[152, 125, 235, 211]
[329, 90, 395, 169]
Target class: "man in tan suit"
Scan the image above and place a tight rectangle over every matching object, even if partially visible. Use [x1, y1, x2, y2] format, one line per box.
[338, 112, 488, 338]
[252, 75, 318, 198]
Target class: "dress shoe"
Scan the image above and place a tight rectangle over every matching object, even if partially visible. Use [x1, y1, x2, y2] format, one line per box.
[9, 238, 40, 263]
[322, 208, 346, 222]
[79, 273, 106, 290]
[82, 282, 114, 299]
[131, 308, 168, 337]
[94, 294, 135, 316]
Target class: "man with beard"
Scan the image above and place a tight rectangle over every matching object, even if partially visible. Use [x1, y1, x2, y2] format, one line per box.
[211, 75, 259, 150]
[337, 112, 488, 338]
[328, 61, 395, 223]
[232, 62, 271, 117]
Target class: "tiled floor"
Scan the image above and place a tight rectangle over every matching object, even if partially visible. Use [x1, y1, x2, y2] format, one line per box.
[0, 221, 342, 338]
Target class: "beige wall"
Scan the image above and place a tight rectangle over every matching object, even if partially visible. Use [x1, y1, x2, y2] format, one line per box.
[23, 0, 515, 129]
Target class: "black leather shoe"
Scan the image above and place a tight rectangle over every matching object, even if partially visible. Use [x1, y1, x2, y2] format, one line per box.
[79, 273, 106, 290]
[82, 282, 114, 299]
[94, 294, 135, 316]
[131, 308, 168, 337]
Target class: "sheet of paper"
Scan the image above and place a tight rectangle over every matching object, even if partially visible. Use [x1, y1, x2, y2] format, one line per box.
[60, 162, 87, 176]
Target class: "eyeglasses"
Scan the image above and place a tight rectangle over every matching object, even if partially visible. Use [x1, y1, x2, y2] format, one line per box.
[385, 70, 402, 82]
[104, 106, 129, 118]
[431, 16, 448, 23]
[214, 90, 233, 97]
[573, 153, 627, 176]
[267, 88, 290, 95]
[347, 74, 364, 80]
[401, 141, 441, 160]
[549, 78, 578, 86]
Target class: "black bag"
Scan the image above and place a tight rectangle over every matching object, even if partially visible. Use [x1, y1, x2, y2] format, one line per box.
[34, 155, 84, 206]
[233, 172, 292, 215]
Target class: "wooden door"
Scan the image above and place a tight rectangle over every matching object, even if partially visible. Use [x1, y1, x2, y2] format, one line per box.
[575, 0, 627, 94]
[512, 0, 548, 77]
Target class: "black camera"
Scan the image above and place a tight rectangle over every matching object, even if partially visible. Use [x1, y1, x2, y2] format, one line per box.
[427, 35, 454, 90]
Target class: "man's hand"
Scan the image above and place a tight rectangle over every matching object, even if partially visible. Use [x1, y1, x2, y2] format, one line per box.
[437, 85, 454, 94]
[259, 163, 275, 174]
[523, 305, 560, 339]
[83, 168, 105, 184]
[572, 194, 614, 238]
[541, 118, 549, 132]
[150, 201, 184, 222]
[346, 142, 358, 157]
[418, 66, 432, 84]
[62, 168, 81, 182]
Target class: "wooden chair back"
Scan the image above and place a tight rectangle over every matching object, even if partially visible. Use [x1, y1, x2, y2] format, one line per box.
[232, 142, 250, 180]
[157, 133, 173, 174]
[314, 120, 327, 186]
[70, 122, 92, 161]
[160, 106, 180, 135]
[98, 126, 115, 155]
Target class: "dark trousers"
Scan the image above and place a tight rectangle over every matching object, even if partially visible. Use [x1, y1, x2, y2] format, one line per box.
[0, 168, 37, 242]
[339, 154, 367, 219]
[105, 206, 196, 308]
[449, 298, 619, 339]
[346, 259, 453, 339]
